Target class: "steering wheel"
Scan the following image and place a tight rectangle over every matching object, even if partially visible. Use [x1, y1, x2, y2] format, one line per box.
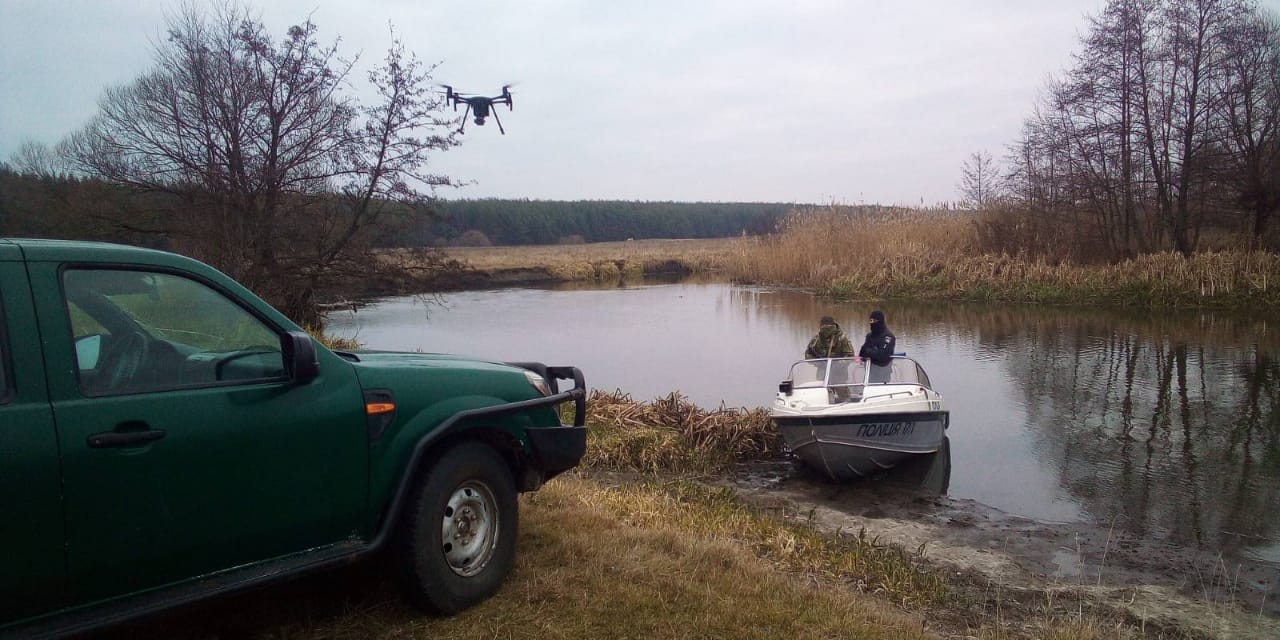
[98, 331, 152, 392]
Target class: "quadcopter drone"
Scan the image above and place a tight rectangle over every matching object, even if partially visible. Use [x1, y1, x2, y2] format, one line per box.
[442, 84, 513, 134]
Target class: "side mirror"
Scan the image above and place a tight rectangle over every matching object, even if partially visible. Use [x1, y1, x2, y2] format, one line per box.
[284, 331, 320, 384]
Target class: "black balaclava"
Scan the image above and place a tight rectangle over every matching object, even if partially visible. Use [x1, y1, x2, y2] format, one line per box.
[869, 309, 887, 336]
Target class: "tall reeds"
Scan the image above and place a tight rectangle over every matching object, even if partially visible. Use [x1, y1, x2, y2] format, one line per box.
[722, 206, 1280, 310]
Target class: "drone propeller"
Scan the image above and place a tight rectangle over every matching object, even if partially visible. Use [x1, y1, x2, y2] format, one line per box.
[497, 83, 515, 110]
[437, 84, 472, 99]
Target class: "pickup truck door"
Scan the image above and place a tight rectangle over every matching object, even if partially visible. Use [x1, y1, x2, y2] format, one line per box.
[28, 263, 369, 604]
[0, 251, 66, 621]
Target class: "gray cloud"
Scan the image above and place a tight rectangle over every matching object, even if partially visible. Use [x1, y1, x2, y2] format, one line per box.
[0, 0, 1108, 204]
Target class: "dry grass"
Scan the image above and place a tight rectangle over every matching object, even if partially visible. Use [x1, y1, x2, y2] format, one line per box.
[110, 476, 943, 640]
[542, 476, 952, 615]
[304, 324, 361, 351]
[721, 206, 977, 287]
[721, 206, 1280, 310]
[107, 474, 1179, 640]
[444, 237, 741, 280]
[582, 390, 781, 473]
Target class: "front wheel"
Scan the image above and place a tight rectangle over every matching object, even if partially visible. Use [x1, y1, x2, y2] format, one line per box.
[395, 441, 518, 614]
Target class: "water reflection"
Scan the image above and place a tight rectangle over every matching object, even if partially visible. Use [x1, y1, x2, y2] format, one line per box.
[1005, 314, 1280, 558]
[327, 281, 1279, 565]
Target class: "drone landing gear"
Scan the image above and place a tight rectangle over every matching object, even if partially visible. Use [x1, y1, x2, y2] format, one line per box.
[457, 105, 471, 133]
[455, 105, 505, 135]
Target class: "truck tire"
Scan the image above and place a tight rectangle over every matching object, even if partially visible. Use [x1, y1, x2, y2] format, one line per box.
[395, 441, 518, 614]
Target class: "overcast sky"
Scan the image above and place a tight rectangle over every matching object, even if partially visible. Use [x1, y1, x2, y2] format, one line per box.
[0, 0, 1204, 205]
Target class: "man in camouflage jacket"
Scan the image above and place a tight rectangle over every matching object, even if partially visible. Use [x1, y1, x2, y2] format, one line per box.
[805, 316, 855, 358]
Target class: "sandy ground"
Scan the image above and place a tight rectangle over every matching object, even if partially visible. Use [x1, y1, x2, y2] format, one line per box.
[721, 456, 1280, 639]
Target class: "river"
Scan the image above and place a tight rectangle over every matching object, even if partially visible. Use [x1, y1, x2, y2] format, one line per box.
[326, 278, 1280, 573]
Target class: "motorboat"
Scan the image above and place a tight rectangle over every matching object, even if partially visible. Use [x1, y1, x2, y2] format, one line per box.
[771, 356, 949, 482]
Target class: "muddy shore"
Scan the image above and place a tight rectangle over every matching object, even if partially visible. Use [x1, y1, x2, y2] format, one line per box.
[717, 458, 1279, 639]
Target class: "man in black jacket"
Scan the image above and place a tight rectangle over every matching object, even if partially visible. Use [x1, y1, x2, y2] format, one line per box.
[859, 309, 896, 381]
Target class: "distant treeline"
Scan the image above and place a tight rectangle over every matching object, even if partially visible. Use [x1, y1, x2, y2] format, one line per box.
[418, 199, 796, 246]
[0, 170, 800, 248]
[0, 170, 796, 248]
[0, 167, 160, 247]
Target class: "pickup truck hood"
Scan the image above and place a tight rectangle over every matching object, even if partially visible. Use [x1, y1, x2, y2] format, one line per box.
[341, 350, 538, 404]
[342, 350, 514, 372]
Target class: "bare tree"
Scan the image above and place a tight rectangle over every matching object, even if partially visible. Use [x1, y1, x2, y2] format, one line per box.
[958, 150, 1002, 209]
[1005, 0, 1277, 258]
[62, 2, 458, 323]
[1155, 0, 1247, 253]
[1065, 0, 1160, 256]
[1216, 10, 1280, 242]
[9, 141, 68, 177]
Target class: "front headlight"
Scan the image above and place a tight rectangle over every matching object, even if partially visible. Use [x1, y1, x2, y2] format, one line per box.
[523, 369, 551, 396]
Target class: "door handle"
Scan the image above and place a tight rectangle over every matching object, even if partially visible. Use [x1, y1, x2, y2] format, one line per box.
[87, 429, 167, 449]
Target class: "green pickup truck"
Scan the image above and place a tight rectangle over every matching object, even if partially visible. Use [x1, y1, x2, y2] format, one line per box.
[0, 238, 588, 638]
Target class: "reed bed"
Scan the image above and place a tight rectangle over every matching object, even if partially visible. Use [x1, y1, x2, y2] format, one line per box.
[722, 206, 976, 287]
[582, 389, 781, 473]
[815, 250, 1280, 309]
[722, 206, 1280, 310]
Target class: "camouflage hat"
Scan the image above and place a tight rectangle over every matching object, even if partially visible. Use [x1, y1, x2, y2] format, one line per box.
[819, 315, 837, 326]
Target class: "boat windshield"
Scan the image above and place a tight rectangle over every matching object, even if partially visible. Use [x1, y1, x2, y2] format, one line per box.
[789, 357, 932, 388]
[789, 358, 867, 389]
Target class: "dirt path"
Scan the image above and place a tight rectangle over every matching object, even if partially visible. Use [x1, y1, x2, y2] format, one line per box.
[722, 460, 1279, 639]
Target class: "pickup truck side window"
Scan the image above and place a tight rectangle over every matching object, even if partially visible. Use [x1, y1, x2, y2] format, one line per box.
[0, 299, 9, 404]
[62, 269, 287, 396]
[0, 338, 7, 400]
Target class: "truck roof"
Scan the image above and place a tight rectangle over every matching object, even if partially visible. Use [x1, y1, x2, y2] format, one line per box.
[0, 238, 197, 268]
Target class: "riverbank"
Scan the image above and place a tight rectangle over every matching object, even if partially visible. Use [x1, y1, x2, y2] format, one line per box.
[423, 238, 741, 288]
[581, 391, 1279, 638]
[414, 222, 1280, 312]
[105, 390, 1277, 639]
[103, 477, 1277, 639]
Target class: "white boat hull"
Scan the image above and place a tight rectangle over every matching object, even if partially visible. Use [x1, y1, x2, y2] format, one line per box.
[773, 411, 949, 481]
